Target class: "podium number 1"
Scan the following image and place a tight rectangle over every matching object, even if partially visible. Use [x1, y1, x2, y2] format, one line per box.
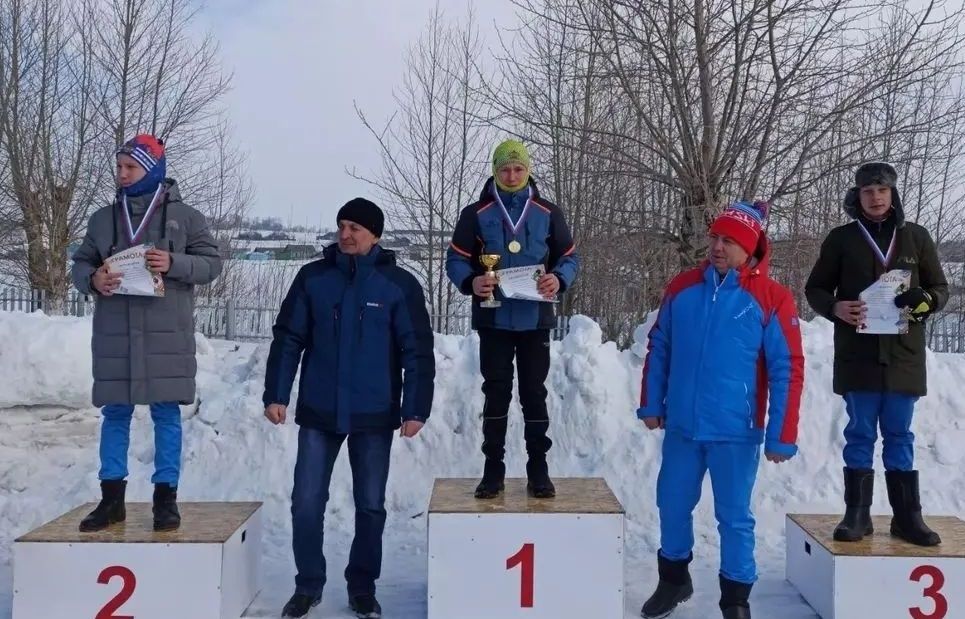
[910, 565, 947, 619]
[506, 543, 535, 608]
[95, 566, 136, 619]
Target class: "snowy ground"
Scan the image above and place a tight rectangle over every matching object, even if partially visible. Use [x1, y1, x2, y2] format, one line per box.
[2, 311, 964, 618]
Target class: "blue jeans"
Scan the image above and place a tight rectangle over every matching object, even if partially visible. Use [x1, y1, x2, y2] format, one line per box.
[657, 432, 761, 584]
[843, 391, 917, 471]
[291, 426, 393, 598]
[99, 402, 182, 485]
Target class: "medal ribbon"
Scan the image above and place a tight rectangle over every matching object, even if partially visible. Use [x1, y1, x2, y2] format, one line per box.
[856, 220, 897, 269]
[121, 185, 164, 245]
[492, 185, 533, 238]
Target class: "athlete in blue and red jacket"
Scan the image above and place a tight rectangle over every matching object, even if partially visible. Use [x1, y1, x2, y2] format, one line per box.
[637, 201, 805, 619]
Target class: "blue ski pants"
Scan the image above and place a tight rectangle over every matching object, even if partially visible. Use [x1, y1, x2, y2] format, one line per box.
[843, 391, 917, 471]
[657, 432, 761, 584]
[99, 402, 182, 485]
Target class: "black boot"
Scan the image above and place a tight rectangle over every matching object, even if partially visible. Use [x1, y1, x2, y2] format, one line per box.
[153, 483, 181, 531]
[833, 467, 874, 542]
[641, 553, 693, 618]
[474, 459, 506, 499]
[526, 458, 555, 498]
[719, 576, 752, 619]
[281, 592, 321, 617]
[886, 470, 941, 546]
[79, 480, 127, 532]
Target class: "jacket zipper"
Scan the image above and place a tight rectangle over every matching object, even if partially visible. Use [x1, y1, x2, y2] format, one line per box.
[695, 270, 728, 436]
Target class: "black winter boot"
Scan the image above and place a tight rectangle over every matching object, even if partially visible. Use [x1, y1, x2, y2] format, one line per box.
[526, 457, 555, 498]
[79, 480, 127, 532]
[641, 553, 694, 618]
[281, 592, 321, 617]
[833, 467, 875, 542]
[153, 483, 181, 531]
[719, 575, 752, 619]
[474, 459, 506, 499]
[886, 470, 941, 546]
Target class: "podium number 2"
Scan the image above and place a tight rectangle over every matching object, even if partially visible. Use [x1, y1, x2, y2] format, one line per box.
[506, 543, 535, 608]
[95, 566, 136, 619]
[910, 565, 947, 619]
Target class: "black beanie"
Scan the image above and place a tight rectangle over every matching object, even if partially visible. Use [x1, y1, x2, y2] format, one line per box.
[855, 162, 898, 188]
[336, 198, 384, 237]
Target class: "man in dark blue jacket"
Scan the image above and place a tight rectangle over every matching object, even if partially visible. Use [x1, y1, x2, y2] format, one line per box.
[263, 198, 435, 619]
[446, 140, 580, 499]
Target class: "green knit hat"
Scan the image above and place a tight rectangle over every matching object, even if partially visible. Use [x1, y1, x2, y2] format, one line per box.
[492, 140, 531, 175]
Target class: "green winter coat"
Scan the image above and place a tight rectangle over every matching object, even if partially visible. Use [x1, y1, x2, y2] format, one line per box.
[805, 200, 948, 396]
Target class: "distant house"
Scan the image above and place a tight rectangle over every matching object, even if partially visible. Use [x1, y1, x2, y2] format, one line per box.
[252, 247, 277, 259]
[276, 244, 317, 260]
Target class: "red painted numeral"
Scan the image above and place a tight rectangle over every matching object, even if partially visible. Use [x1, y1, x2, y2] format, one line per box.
[95, 566, 136, 619]
[910, 565, 947, 619]
[506, 543, 535, 608]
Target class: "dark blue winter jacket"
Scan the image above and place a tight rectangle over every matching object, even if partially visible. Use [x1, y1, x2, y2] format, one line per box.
[446, 177, 580, 331]
[263, 244, 435, 433]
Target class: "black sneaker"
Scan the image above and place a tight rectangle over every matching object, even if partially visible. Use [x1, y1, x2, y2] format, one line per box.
[349, 593, 382, 618]
[282, 593, 321, 618]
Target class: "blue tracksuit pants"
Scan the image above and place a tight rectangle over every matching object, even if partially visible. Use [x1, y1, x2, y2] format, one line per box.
[99, 402, 182, 485]
[843, 391, 917, 471]
[657, 432, 761, 584]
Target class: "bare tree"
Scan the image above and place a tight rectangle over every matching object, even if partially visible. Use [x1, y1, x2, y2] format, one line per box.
[0, 0, 105, 312]
[181, 118, 254, 301]
[498, 0, 965, 268]
[352, 4, 494, 322]
[0, 0, 245, 312]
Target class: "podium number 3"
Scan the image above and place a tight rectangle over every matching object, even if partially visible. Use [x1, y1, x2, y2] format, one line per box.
[95, 566, 136, 619]
[506, 543, 535, 608]
[910, 565, 947, 619]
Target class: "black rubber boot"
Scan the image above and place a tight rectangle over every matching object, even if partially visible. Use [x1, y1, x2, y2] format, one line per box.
[526, 457, 555, 498]
[833, 467, 875, 542]
[641, 553, 694, 618]
[474, 459, 506, 499]
[79, 480, 127, 532]
[152, 483, 181, 531]
[719, 575, 752, 619]
[886, 470, 941, 547]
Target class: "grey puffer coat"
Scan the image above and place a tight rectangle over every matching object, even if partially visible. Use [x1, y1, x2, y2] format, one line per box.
[70, 179, 222, 406]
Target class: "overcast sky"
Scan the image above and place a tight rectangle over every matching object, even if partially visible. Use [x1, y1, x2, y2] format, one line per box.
[195, 0, 515, 230]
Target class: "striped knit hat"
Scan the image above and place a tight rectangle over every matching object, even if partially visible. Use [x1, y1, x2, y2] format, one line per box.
[116, 134, 166, 197]
[710, 200, 768, 255]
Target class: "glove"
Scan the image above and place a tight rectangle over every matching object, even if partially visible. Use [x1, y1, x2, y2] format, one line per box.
[894, 287, 933, 321]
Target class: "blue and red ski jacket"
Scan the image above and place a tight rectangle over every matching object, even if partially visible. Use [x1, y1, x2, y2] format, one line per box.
[637, 236, 804, 457]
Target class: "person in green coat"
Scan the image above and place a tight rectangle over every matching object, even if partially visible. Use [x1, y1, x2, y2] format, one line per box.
[806, 161, 948, 547]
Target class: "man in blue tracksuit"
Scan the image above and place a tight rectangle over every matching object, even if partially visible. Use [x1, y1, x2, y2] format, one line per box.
[263, 198, 435, 619]
[446, 140, 580, 499]
[638, 201, 804, 619]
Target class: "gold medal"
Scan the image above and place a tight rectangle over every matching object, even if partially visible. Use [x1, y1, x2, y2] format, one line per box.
[508, 240, 522, 253]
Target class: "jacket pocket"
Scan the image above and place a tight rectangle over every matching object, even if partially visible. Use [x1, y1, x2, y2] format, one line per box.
[353, 305, 393, 411]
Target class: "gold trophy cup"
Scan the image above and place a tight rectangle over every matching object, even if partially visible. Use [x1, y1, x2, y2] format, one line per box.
[479, 253, 501, 308]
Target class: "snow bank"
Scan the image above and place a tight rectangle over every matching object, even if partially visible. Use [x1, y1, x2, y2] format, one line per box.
[1, 310, 964, 617]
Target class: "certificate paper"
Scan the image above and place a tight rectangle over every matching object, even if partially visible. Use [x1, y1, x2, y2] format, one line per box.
[498, 265, 555, 303]
[105, 244, 165, 297]
[858, 269, 910, 335]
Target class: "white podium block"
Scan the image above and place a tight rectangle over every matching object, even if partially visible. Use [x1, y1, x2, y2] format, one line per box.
[14, 502, 262, 619]
[428, 477, 625, 619]
[787, 513, 965, 619]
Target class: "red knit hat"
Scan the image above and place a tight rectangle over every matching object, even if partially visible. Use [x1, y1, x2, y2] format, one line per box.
[709, 200, 768, 255]
[116, 134, 165, 173]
